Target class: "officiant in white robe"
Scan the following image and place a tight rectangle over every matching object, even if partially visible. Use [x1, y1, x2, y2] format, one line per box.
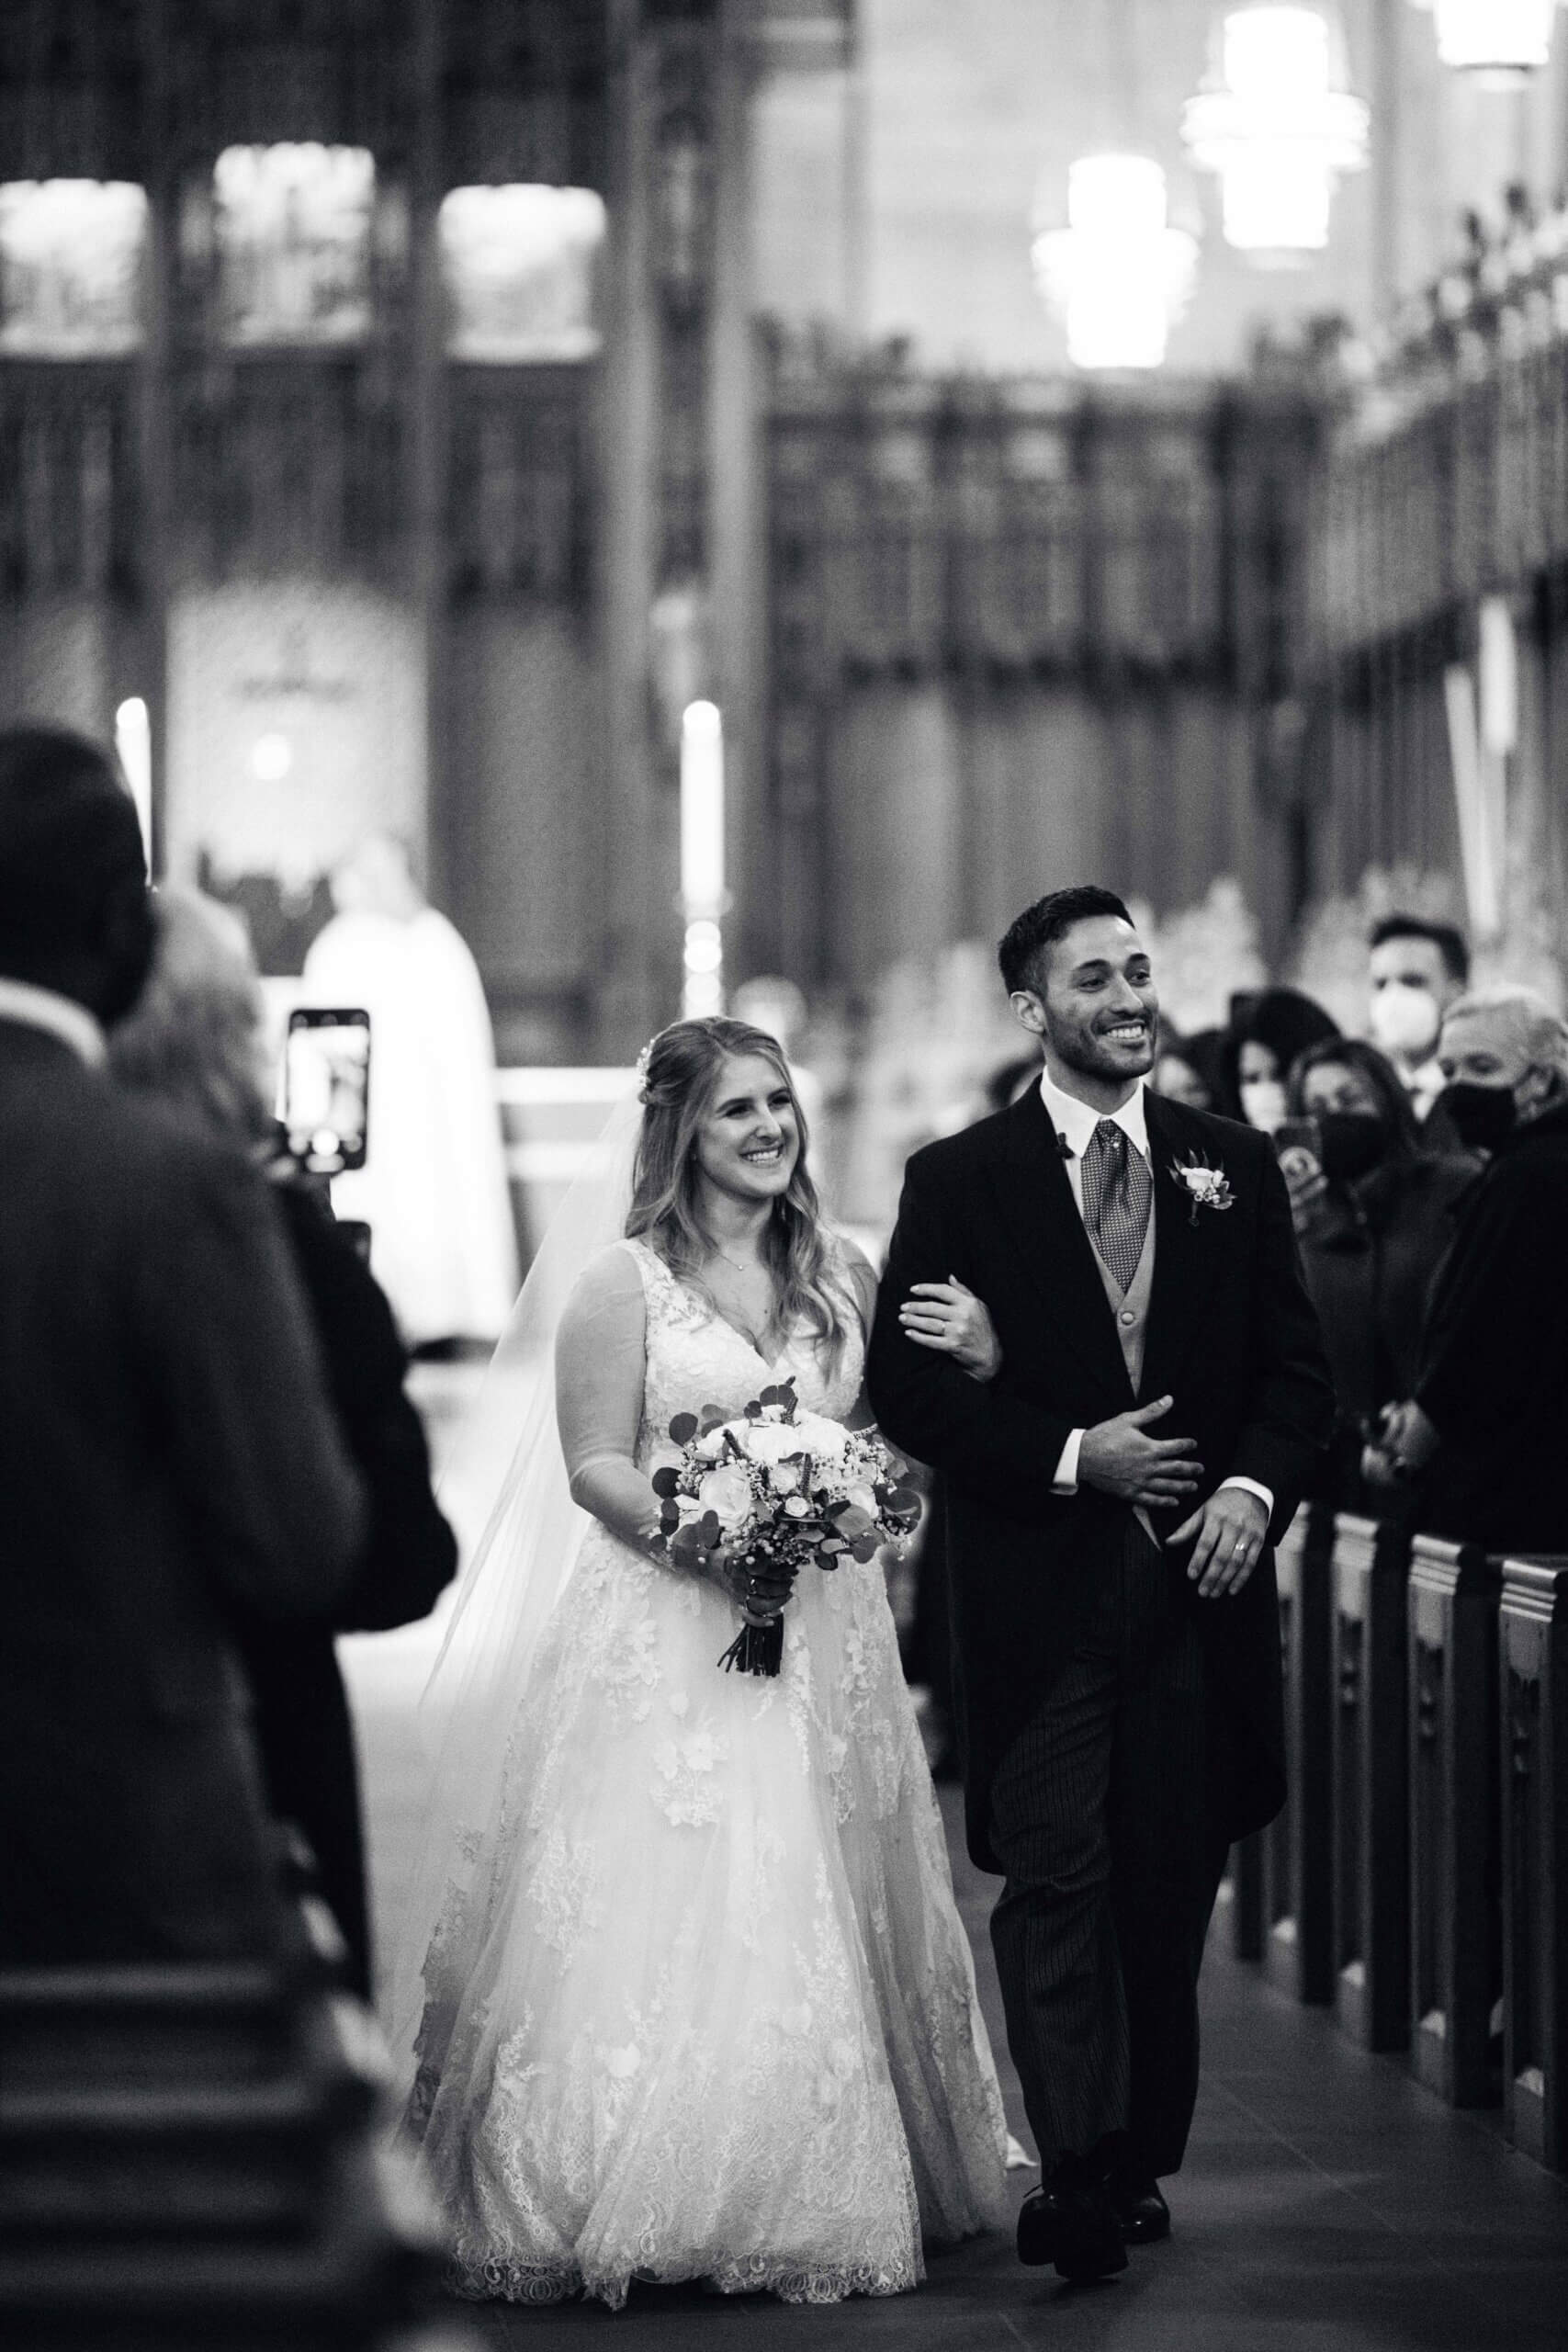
[303, 835, 519, 1349]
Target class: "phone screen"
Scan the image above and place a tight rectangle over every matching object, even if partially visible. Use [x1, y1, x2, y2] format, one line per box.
[285, 1010, 370, 1174]
[1274, 1116, 1324, 1196]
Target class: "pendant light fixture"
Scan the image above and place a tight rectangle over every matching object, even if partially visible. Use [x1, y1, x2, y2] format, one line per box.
[1411, 0, 1559, 81]
[1182, 6, 1369, 262]
[1032, 0, 1199, 369]
[1032, 153, 1199, 368]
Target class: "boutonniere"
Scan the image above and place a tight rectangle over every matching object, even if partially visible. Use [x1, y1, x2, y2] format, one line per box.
[1169, 1150, 1235, 1225]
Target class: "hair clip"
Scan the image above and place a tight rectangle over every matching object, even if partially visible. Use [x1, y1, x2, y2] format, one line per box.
[635, 1036, 658, 1102]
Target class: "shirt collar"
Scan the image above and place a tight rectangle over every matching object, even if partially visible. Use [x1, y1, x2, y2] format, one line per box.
[0, 977, 107, 1069]
[1039, 1064, 1148, 1162]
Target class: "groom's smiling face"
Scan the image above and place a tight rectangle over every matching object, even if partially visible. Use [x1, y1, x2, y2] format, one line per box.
[1014, 914, 1159, 1089]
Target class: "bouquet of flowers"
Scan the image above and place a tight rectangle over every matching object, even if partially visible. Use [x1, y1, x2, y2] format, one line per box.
[651, 1377, 922, 1677]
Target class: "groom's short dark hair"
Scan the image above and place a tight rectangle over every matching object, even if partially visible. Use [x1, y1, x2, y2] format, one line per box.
[998, 886, 1134, 998]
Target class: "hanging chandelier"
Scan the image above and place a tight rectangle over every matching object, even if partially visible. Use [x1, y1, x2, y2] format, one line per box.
[1411, 0, 1559, 78]
[1032, 153, 1199, 369]
[1182, 6, 1369, 262]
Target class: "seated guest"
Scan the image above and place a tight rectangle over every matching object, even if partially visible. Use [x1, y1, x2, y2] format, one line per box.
[0, 728, 365, 1966]
[1282, 1037, 1478, 1513]
[1224, 987, 1341, 1135]
[1369, 986, 1568, 1554]
[111, 889, 458, 1996]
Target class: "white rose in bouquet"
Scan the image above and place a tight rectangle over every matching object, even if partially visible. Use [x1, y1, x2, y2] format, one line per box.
[696, 1463, 754, 1533]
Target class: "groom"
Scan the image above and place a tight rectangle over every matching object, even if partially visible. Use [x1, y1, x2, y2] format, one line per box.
[867, 887, 1332, 2281]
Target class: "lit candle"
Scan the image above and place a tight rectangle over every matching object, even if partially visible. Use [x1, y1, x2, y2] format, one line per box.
[114, 697, 153, 871]
[680, 699, 724, 918]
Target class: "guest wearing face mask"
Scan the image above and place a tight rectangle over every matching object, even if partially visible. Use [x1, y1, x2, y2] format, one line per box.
[1367, 915, 1469, 1127]
[1280, 1040, 1479, 1514]
[1368, 986, 1568, 1553]
[1224, 988, 1341, 1136]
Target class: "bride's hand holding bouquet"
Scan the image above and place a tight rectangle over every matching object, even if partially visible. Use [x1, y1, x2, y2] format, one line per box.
[652, 1377, 922, 1676]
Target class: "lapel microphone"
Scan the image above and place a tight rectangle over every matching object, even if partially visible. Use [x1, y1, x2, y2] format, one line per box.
[1054, 1130, 1073, 1160]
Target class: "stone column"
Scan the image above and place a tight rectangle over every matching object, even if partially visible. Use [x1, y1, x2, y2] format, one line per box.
[597, 0, 737, 1055]
[135, 0, 175, 876]
[406, 0, 446, 902]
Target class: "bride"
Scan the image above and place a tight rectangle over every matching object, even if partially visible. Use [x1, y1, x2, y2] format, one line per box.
[388, 1016, 1010, 2307]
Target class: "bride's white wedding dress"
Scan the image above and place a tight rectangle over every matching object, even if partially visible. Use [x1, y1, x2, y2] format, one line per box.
[402, 1237, 1009, 2307]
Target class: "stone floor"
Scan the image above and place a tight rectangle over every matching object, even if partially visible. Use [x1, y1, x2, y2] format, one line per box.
[345, 1540, 1568, 2352]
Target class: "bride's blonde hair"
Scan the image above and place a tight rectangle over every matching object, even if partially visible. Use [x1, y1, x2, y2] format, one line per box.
[626, 1016, 852, 1359]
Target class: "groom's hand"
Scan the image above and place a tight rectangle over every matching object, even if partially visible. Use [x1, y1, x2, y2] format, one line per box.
[1077, 1397, 1203, 1509]
[1169, 1485, 1269, 1599]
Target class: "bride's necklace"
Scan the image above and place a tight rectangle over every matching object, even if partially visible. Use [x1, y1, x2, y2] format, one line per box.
[705, 1248, 781, 1355]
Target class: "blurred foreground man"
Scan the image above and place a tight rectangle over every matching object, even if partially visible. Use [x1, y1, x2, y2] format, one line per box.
[0, 727, 365, 1964]
[1370, 985, 1568, 1555]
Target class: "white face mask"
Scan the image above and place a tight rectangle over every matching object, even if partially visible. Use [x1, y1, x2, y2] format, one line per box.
[1239, 1078, 1289, 1134]
[1370, 980, 1442, 1062]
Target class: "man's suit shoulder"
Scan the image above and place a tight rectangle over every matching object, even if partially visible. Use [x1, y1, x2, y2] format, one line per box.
[40, 1059, 268, 1225]
[900, 1090, 1272, 1204]
[903, 1104, 1015, 1190]
[1154, 1099, 1270, 1168]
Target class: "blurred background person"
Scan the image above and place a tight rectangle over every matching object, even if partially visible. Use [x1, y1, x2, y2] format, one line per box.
[1224, 986, 1341, 1134]
[302, 831, 519, 1353]
[112, 886, 458, 1995]
[1281, 1036, 1478, 1515]
[1368, 986, 1568, 1554]
[0, 728, 364, 1966]
[1368, 915, 1470, 1126]
[1151, 1025, 1224, 1114]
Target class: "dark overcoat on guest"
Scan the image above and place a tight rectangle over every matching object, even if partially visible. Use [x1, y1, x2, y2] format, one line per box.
[867, 1084, 1334, 1873]
[0, 1021, 365, 1965]
[233, 1179, 457, 1996]
[1295, 1149, 1477, 1511]
[1416, 1093, 1568, 1556]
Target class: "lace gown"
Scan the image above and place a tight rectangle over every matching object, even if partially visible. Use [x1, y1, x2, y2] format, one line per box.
[405, 1238, 1009, 2308]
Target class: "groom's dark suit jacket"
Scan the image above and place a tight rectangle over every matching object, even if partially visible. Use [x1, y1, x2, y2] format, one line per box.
[867, 1085, 1334, 1873]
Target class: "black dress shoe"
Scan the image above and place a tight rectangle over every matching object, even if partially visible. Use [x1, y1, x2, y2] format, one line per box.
[1016, 2184, 1065, 2266]
[1114, 2177, 1170, 2245]
[1052, 2179, 1128, 2282]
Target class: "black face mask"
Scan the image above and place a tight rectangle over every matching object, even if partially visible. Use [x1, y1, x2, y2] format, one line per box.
[1316, 1110, 1390, 1185]
[1436, 1081, 1517, 1153]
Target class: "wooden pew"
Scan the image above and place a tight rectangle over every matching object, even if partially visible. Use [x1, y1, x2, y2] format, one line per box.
[1330, 1514, 1411, 2052]
[1407, 1534, 1501, 2109]
[0, 1861, 471, 2347]
[1499, 1556, 1568, 2170]
[1263, 1498, 1336, 2004]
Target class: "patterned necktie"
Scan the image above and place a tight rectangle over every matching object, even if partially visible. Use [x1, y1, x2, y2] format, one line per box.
[1080, 1118, 1153, 1296]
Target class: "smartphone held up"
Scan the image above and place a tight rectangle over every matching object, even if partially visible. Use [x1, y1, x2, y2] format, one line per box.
[284, 1007, 370, 1176]
[1273, 1116, 1326, 1216]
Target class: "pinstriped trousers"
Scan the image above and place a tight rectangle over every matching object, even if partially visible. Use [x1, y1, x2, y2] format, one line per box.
[987, 1518, 1231, 2179]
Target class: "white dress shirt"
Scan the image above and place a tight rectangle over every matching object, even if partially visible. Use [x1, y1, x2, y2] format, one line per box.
[0, 977, 107, 1068]
[1039, 1068, 1273, 1529]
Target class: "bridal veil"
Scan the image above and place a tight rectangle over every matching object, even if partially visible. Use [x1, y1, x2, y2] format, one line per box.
[381, 1087, 643, 2091]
